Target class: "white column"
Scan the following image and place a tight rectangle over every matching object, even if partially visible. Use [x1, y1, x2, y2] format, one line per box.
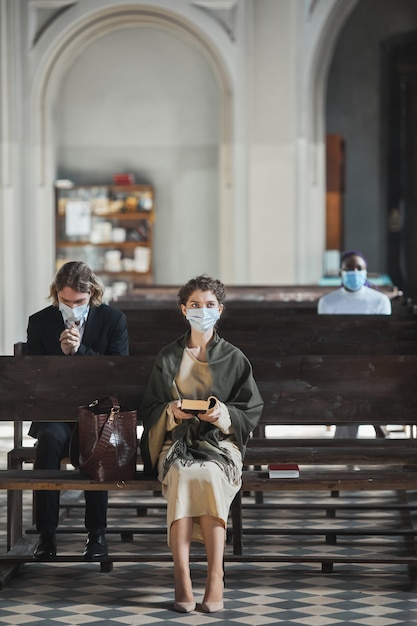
[247, 0, 298, 284]
[0, 0, 25, 354]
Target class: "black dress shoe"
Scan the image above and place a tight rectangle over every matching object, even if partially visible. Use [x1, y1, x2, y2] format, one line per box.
[34, 529, 57, 560]
[83, 529, 108, 561]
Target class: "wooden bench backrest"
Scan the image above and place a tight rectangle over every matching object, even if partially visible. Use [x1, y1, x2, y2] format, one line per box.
[1, 354, 416, 427]
[109, 283, 399, 306]
[120, 309, 417, 356]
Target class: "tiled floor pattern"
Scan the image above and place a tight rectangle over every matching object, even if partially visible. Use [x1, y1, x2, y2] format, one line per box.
[2, 561, 417, 626]
[1, 425, 417, 624]
[1, 490, 417, 625]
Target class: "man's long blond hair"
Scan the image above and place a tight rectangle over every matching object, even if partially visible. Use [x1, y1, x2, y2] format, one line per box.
[49, 261, 104, 307]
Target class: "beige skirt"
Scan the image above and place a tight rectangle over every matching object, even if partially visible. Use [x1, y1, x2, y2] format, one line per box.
[157, 440, 242, 546]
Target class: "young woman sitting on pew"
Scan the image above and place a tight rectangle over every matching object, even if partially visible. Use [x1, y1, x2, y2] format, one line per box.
[140, 275, 263, 614]
[318, 250, 391, 438]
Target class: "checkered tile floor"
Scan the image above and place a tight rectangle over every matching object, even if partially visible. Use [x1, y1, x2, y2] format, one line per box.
[2, 560, 417, 626]
[1, 425, 417, 624]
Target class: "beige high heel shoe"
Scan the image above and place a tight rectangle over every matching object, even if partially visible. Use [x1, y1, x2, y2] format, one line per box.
[201, 600, 224, 613]
[173, 601, 196, 613]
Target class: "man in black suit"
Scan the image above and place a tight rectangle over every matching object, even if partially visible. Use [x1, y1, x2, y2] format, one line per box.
[27, 261, 129, 560]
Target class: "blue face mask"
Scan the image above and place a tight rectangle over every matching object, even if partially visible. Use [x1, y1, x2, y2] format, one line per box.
[341, 270, 367, 292]
[59, 301, 89, 326]
[186, 307, 220, 333]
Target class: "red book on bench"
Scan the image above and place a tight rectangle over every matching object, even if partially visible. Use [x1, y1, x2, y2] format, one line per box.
[268, 463, 300, 478]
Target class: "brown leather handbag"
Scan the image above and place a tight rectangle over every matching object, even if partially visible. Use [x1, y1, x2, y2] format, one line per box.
[71, 396, 137, 483]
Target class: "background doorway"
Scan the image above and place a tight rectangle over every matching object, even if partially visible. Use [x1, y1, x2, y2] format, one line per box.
[385, 34, 417, 299]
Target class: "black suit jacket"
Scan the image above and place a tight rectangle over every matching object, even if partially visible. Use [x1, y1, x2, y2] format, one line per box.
[27, 303, 129, 437]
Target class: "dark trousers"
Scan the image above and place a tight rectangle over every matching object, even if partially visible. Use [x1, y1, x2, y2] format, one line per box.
[34, 422, 108, 532]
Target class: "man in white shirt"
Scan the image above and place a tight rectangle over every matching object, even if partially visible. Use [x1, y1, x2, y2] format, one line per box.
[317, 252, 391, 315]
[317, 250, 392, 437]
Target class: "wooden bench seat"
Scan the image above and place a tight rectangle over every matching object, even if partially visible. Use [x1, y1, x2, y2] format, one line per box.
[1, 352, 417, 585]
[1, 467, 417, 575]
[0, 469, 158, 491]
[240, 467, 417, 492]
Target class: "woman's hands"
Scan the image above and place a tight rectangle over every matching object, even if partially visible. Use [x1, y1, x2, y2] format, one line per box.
[200, 398, 221, 423]
[170, 399, 220, 423]
[59, 325, 81, 355]
[170, 401, 195, 421]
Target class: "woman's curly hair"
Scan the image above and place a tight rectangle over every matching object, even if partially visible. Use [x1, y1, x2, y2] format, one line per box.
[177, 275, 226, 308]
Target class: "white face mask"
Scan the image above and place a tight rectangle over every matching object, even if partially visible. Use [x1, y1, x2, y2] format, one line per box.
[59, 301, 89, 326]
[185, 307, 220, 333]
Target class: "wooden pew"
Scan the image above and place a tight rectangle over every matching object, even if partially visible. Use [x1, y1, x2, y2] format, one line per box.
[1, 353, 417, 583]
[122, 309, 417, 356]
[109, 283, 400, 307]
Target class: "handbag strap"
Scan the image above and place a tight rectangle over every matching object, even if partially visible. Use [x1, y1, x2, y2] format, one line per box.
[78, 405, 119, 474]
[89, 395, 120, 413]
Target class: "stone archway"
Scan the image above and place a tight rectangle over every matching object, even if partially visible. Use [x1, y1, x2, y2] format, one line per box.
[27, 4, 234, 308]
